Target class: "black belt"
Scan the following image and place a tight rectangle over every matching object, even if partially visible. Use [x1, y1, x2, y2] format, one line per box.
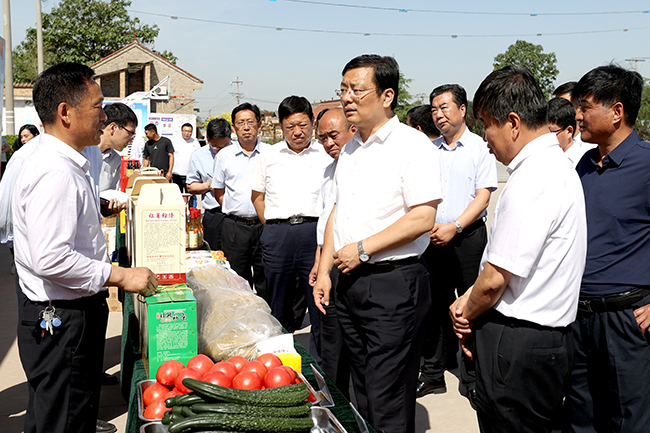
[32, 290, 108, 309]
[266, 216, 318, 225]
[484, 308, 570, 333]
[225, 214, 260, 225]
[205, 207, 222, 214]
[577, 287, 650, 314]
[349, 256, 421, 276]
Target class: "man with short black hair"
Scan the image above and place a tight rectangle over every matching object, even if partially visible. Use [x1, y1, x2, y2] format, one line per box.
[187, 118, 231, 250]
[251, 96, 330, 359]
[451, 66, 586, 432]
[547, 97, 583, 164]
[553, 81, 578, 101]
[406, 104, 440, 140]
[13, 62, 158, 433]
[552, 81, 596, 163]
[143, 123, 174, 182]
[98, 102, 138, 192]
[566, 64, 650, 433]
[172, 122, 200, 193]
[417, 84, 497, 401]
[313, 55, 441, 433]
[212, 103, 268, 298]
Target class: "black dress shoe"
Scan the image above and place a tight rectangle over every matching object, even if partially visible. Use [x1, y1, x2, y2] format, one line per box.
[101, 372, 119, 386]
[416, 379, 447, 398]
[96, 420, 117, 433]
[466, 388, 478, 411]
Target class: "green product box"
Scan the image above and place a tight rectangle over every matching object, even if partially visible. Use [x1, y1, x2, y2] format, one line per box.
[140, 286, 198, 379]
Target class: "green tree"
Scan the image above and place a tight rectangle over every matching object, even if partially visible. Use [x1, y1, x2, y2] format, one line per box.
[636, 82, 650, 141]
[493, 40, 559, 98]
[13, 0, 174, 83]
[395, 72, 418, 123]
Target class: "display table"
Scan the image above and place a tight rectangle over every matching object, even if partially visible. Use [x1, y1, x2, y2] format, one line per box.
[120, 290, 371, 433]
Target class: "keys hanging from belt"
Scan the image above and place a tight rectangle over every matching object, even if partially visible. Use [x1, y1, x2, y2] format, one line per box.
[39, 303, 62, 337]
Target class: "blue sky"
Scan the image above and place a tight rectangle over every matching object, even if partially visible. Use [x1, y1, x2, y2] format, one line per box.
[8, 0, 650, 118]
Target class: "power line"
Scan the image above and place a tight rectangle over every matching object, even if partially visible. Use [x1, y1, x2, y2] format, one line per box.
[129, 9, 650, 38]
[280, 0, 650, 17]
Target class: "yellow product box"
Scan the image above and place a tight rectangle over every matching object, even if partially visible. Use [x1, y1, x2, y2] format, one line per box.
[256, 334, 302, 373]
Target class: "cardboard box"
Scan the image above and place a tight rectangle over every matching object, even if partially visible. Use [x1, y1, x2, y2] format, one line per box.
[140, 286, 198, 379]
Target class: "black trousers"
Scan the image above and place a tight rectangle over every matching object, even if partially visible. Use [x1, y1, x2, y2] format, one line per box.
[203, 207, 225, 251]
[221, 216, 267, 300]
[171, 174, 187, 193]
[420, 220, 486, 391]
[260, 221, 320, 359]
[566, 293, 650, 433]
[335, 261, 430, 433]
[17, 282, 109, 433]
[474, 309, 573, 433]
[319, 267, 350, 399]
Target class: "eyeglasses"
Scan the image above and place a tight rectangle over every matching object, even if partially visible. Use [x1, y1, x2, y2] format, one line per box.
[549, 126, 567, 134]
[235, 119, 258, 127]
[335, 88, 377, 99]
[119, 125, 136, 137]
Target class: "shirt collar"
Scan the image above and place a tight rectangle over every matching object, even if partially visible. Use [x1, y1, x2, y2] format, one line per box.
[280, 139, 318, 155]
[234, 140, 263, 156]
[435, 124, 470, 151]
[590, 130, 640, 170]
[351, 115, 400, 148]
[42, 133, 91, 173]
[506, 133, 557, 174]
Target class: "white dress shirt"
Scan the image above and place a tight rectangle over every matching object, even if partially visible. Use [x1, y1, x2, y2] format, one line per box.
[316, 160, 336, 247]
[212, 141, 268, 218]
[81, 145, 102, 208]
[13, 134, 113, 301]
[433, 127, 498, 224]
[482, 133, 587, 327]
[331, 116, 443, 262]
[173, 137, 200, 176]
[564, 133, 597, 167]
[0, 136, 42, 247]
[99, 148, 122, 191]
[250, 140, 330, 220]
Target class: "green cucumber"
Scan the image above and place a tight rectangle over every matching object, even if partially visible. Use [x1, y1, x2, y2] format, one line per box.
[167, 413, 313, 433]
[183, 379, 309, 407]
[191, 402, 311, 417]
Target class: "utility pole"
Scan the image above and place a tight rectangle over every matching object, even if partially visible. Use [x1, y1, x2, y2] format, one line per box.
[415, 93, 427, 105]
[36, 0, 44, 73]
[3, 0, 14, 134]
[230, 77, 243, 106]
[625, 57, 650, 72]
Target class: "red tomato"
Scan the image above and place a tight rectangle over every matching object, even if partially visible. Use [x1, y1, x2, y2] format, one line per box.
[174, 367, 202, 394]
[228, 356, 249, 372]
[187, 354, 214, 376]
[143, 382, 170, 407]
[143, 398, 170, 419]
[256, 353, 283, 370]
[240, 360, 268, 380]
[210, 361, 238, 380]
[263, 367, 292, 388]
[232, 371, 262, 390]
[280, 365, 297, 382]
[156, 360, 185, 386]
[202, 370, 232, 388]
[162, 388, 181, 401]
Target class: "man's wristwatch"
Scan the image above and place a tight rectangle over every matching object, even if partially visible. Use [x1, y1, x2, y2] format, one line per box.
[357, 240, 370, 263]
[454, 220, 463, 234]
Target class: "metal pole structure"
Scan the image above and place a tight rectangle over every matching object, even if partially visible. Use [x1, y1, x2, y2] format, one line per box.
[230, 77, 243, 106]
[36, 0, 44, 73]
[3, 0, 15, 134]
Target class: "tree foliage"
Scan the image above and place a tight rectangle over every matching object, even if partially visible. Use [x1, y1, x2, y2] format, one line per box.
[395, 72, 418, 123]
[13, 0, 175, 83]
[493, 40, 559, 98]
[635, 82, 650, 141]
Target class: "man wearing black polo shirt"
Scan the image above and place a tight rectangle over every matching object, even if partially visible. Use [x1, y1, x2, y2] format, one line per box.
[143, 123, 174, 181]
[566, 65, 650, 433]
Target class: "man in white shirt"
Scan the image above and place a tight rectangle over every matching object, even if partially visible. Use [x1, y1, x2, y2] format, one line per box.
[98, 102, 137, 192]
[213, 103, 268, 299]
[13, 62, 158, 433]
[187, 118, 231, 251]
[310, 107, 355, 398]
[552, 82, 596, 166]
[172, 123, 200, 193]
[313, 55, 441, 433]
[251, 96, 331, 359]
[451, 66, 587, 432]
[418, 85, 497, 402]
